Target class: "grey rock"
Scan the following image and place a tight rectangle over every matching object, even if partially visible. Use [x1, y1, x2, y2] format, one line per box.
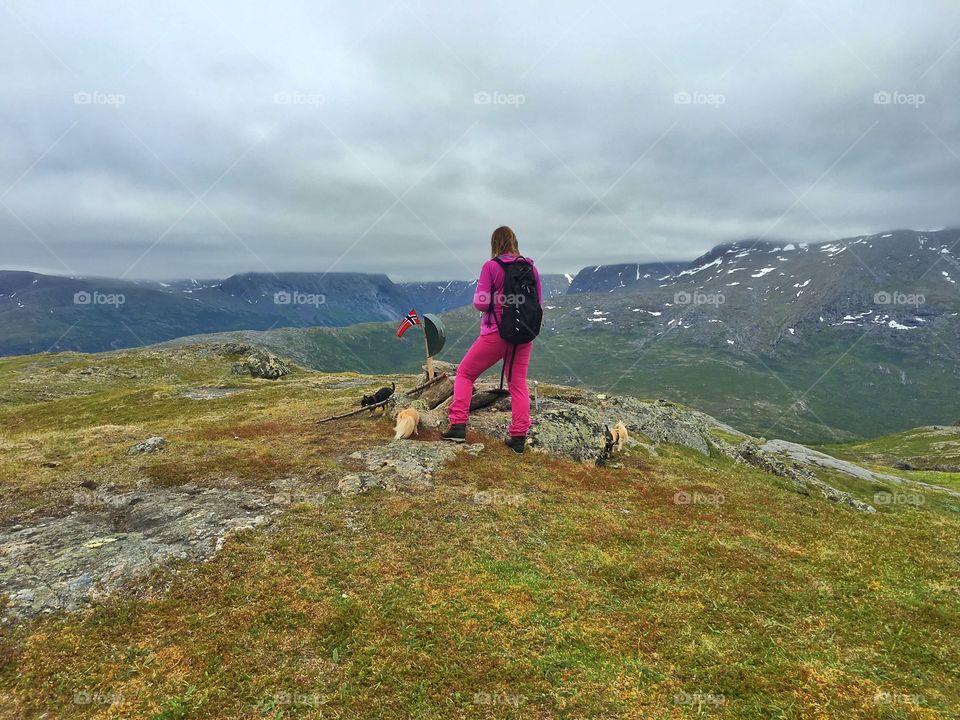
[231, 350, 289, 380]
[128, 436, 167, 455]
[762, 439, 960, 498]
[0, 485, 291, 624]
[738, 441, 876, 512]
[528, 401, 609, 464]
[340, 440, 484, 497]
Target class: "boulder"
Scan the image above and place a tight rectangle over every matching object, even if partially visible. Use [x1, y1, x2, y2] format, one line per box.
[0, 485, 280, 623]
[342, 441, 485, 496]
[231, 350, 289, 380]
[528, 400, 609, 464]
[128, 436, 167, 455]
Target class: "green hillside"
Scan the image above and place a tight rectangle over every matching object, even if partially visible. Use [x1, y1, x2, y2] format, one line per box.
[0, 346, 958, 719]
[171, 310, 960, 443]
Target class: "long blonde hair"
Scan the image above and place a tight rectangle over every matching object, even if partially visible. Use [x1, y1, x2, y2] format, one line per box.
[490, 226, 519, 258]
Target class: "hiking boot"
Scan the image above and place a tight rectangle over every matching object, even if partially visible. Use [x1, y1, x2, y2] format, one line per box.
[504, 435, 526, 454]
[441, 424, 466, 442]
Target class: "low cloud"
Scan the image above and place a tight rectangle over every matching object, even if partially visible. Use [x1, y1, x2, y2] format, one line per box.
[1, 0, 958, 280]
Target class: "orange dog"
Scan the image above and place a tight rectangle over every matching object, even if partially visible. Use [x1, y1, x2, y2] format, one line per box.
[394, 408, 420, 440]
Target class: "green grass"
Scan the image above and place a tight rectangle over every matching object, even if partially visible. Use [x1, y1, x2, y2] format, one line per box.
[0, 346, 958, 718]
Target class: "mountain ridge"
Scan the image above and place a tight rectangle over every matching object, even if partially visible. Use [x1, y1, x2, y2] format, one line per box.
[159, 229, 960, 441]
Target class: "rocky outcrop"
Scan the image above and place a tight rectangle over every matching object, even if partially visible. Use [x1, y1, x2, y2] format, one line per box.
[527, 401, 609, 464]
[0, 485, 285, 623]
[342, 440, 485, 495]
[737, 441, 876, 512]
[389, 379, 884, 512]
[231, 350, 289, 379]
[128, 436, 167, 455]
[762, 439, 960, 498]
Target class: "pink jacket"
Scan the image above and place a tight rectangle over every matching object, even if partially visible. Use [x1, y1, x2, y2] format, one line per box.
[473, 254, 543, 335]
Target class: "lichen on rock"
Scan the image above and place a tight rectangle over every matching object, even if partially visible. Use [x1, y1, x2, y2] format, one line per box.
[231, 350, 289, 380]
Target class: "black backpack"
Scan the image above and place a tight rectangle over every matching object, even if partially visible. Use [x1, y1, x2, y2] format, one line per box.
[488, 256, 543, 385]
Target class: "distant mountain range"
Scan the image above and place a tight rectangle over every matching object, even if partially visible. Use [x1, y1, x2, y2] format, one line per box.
[0, 269, 573, 356]
[5, 229, 959, 440]
[162, 229, 960, 441]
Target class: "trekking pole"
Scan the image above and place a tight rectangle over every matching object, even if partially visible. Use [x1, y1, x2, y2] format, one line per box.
[533, 380, 539, 412]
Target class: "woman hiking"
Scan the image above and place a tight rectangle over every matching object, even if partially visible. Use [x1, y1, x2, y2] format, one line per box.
[441, 226, 543, 453]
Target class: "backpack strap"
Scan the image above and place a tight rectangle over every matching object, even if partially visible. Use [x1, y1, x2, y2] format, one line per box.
[487, 256, 514, 328]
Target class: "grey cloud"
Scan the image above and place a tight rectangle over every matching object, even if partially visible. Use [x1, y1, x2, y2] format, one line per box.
[0, 0, 958, 282]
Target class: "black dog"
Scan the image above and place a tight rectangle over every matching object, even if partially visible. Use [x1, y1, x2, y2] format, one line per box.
[360, 382, 395, 413]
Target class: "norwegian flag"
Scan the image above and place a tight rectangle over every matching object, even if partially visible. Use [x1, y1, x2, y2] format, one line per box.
[395, 308, 421, 338]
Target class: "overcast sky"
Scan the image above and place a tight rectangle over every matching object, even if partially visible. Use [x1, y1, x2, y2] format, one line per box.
[1, 1, 958, 281]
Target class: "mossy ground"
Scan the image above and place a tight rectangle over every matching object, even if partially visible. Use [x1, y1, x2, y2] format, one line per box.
[0, 347, 958, 719]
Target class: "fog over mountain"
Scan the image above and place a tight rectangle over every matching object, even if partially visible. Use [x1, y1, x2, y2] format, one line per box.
[2, 1, 959, 281]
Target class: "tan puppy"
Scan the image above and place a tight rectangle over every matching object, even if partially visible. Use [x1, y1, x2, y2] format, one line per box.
[608, 421, 629, 452]
[394, 408, 420, 440]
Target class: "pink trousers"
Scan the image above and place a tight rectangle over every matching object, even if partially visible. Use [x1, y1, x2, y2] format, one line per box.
[448, 333, 533, 436]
